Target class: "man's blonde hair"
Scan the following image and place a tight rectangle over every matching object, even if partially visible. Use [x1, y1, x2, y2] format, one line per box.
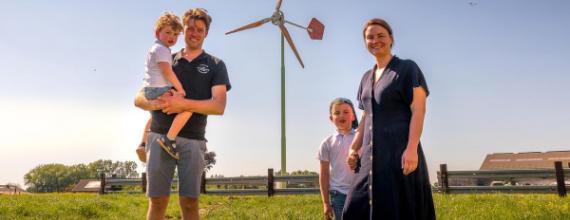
[155, 12, 183, 32]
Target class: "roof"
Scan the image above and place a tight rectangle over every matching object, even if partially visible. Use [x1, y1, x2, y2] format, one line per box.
[0, 185, 28, 194]
[70, 179, 100, 192]
[480, 150, 570, 170]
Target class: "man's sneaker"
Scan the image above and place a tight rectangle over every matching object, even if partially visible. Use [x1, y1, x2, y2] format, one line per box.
[157, 137, 179, 160]
[136, 146, 147, 163]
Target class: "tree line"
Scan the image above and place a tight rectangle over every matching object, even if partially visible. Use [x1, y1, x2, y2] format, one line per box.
[24, 160, 138, 193]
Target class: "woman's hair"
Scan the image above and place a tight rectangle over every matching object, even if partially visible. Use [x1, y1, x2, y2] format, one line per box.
[362, 18, 394, 48]
[155, 12, 183, 33]
[329, 98, 359, 129]
[183, 8, 212, 32]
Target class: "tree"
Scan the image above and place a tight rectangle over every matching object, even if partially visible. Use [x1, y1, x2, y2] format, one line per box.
[204, 151, 217, 172]
[275, 169, 318, 176]
[87, 160, 138, 178]
[24, 160, 139, 192]
[24, 164, 70, 193]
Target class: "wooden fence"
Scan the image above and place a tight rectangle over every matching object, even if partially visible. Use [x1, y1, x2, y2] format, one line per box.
[437, 161, 569, 197]
[99, 168, 319, 196]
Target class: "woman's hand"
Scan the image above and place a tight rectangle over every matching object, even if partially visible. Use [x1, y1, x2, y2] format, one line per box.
[401, 147, 418, 176]
[347, 149, 360, 170]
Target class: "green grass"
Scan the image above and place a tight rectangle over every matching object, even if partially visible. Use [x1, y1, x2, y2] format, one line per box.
[0, 193, 569, 219]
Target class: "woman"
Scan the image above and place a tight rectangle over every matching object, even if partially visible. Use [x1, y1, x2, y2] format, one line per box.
[343, 18, 436, 219]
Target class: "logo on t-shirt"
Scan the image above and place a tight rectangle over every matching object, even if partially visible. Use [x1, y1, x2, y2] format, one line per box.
[197, 64, 210, 74]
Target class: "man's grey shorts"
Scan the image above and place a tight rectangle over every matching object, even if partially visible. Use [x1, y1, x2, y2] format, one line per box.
[146, 132, 206, 198]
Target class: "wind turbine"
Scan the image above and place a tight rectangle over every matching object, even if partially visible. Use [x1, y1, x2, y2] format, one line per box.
[226, 0, 324, 174]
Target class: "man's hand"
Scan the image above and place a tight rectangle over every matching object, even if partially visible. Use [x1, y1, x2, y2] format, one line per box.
[323, 203, 333, 220]
[174, 86, 186, 97]
[158, 90, 186, 114]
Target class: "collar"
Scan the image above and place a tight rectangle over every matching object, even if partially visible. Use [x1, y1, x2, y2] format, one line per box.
[371, 55, 399, 73]
[154, 40, 169, 48]
[335, 129, 356, 136]
[173, 48, 208, 63]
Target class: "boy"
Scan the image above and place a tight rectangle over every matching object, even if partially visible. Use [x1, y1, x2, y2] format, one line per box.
[317, 98, 359, 220]
[136, 12, 191, 161]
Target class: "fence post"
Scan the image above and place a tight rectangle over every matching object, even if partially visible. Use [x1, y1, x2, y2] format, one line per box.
[200, 172, 207, 194]
[267, 168, 274, 197]
[141, 172, 147, 193]
[554, 161, 566, 197]
[99, 172, 106, 195]
[439, 164, 449, 194]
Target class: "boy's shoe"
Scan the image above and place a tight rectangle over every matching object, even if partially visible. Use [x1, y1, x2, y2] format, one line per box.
[136, 146, 147, 163]
[157, 137, 179, 160]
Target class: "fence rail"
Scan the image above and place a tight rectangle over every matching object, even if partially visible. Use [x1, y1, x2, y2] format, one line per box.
[437, 161, 569, 197]
[98, 168, 319, 196]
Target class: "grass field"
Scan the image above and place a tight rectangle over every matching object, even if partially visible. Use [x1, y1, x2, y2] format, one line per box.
[1, 193, 569, 219]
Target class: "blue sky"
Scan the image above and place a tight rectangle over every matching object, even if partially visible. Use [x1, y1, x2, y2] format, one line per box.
[1, 0, 569, 186]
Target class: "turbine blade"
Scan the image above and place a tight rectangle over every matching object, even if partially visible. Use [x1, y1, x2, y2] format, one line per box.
[279, 24, 304, 68]
[225, 18, 271, 35]
[276, 0, 283, 11]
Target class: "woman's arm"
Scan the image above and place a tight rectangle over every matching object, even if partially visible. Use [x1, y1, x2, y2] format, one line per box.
[347, 111, 366, 170]
[402, 87, 427, 176]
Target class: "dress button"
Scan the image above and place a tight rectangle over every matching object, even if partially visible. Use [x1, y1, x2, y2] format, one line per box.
[369, 126, 372, 130]
[369, 185, 372, 191]
[369, 171, 373, 175]
[370, 156, 373, 160]
[369, 200, 372, 205]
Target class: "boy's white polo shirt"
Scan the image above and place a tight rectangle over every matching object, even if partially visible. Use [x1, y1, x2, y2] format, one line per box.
[317, 129, 356, 195]
[143, 40, 173, 87]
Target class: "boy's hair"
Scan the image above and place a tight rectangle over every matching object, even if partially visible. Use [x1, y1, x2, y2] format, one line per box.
[329, 97, 359, 129]
[155, 12, 183, 33]
[183, 8, 212, 32]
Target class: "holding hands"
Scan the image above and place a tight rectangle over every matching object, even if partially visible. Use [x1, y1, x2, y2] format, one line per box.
[347, 148, 360, 171]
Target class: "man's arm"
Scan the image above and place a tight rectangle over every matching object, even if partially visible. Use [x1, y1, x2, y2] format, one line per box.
[159, 85, 227, 115]
[134, 89, 164, 111]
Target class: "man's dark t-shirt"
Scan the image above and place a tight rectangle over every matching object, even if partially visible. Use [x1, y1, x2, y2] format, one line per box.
[150, 50, 231, 140]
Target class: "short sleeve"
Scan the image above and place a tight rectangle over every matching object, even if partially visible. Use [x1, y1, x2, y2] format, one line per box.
[356, 71, 371, 110]
[317, 138, 330, 161]
[212, 59, 232, 91]
[154, 45, 172, 64]
[403, 60, 429, 104]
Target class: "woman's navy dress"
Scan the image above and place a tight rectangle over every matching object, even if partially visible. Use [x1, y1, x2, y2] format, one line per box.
[342, 56, 436, 220]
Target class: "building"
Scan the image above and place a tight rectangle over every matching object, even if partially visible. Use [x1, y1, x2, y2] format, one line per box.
[70, 179, 101, 193]
[480, 151, 570, 170]
[449, 150, 570, 186]
[0, 185, 28, 195]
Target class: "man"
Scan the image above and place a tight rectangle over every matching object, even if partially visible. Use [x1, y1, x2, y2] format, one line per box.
[135, 8, 231, 220]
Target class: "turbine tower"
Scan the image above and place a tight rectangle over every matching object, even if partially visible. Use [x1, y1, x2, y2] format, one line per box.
[226, 0, 324, 174]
